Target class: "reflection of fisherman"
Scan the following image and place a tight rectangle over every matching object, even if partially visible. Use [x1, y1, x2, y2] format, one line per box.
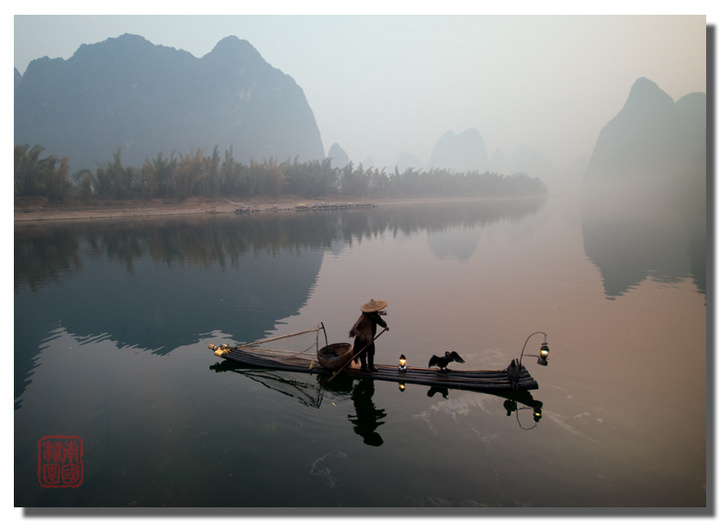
[348, 379, 386, 446]
[349, 299, 389, 372]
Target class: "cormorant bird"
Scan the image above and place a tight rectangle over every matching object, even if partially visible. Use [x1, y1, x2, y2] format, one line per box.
[428, 351, 465, 371]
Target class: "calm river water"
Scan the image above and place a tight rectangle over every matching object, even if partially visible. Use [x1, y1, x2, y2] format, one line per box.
[14, 195, 706, 510]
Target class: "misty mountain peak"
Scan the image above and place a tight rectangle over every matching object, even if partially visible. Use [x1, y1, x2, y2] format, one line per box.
[443, 128, 485, 147]
[15, 34, 325, 170]
[67, 33, 196, 77]
[75, 33, 157, 59]
[585, 77, 705, 184]
[621, 76, 674, 114]
[628, 76, 664, 96]
[491, 148, 505, 164]
[106, 32, 154, 48]
[429, 128, 488, 172]
[205, 35, 265, 64]
[328, 143, 350, 168]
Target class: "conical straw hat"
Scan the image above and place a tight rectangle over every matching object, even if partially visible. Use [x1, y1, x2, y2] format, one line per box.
[361, 299, 388, 312]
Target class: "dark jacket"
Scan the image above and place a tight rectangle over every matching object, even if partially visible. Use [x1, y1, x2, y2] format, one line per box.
[349, 311, 387, 343]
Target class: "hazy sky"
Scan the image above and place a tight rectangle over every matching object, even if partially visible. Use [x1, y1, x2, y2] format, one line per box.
[12, 10, 710, 174]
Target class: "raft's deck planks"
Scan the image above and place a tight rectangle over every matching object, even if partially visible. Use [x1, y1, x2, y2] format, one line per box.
[215, 345, 538, 391]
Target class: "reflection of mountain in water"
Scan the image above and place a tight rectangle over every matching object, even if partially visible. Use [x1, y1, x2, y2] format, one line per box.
[15, 218, 325, 354]
[423, 199, 546, 261]
[427, 227, 482, 261]
[14, 216, 326, 407]
[580, 187, 705, 298]
[15, 199, 548, 405]
[16, 201, 548, 352]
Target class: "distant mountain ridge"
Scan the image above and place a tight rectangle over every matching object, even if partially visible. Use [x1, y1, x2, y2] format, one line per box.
[327, 143, 350, 168]
[14, 34, 325, 171]
[584, 76, 706, 189]
[425, 128, 563, 192]
[419, 77, 705, 195]
[428, 128, 489, 172]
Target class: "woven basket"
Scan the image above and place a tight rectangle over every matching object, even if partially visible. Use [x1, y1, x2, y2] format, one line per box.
[317, 342, 354, 370]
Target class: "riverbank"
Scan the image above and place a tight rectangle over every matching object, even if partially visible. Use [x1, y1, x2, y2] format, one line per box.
[13, 195, 511, 224]
[13, 196, 366, 224]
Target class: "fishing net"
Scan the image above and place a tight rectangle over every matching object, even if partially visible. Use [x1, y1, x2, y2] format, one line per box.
[208, 325, 330, 408]
[212, 324, 327, 357]
[210, 323, 354, 372]
[229, 367, 324, 408]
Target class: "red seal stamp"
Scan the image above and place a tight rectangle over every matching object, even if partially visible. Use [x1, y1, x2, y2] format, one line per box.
[37, 435, 84, 488]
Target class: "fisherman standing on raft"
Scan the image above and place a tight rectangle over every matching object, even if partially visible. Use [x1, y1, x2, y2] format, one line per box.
[349, 299, 389, 372]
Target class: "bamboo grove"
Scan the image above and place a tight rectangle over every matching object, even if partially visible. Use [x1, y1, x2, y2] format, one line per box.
[14, 144, 548, 203]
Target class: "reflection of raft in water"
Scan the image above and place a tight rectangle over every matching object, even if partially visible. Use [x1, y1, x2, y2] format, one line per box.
[208, 326, 540, 392]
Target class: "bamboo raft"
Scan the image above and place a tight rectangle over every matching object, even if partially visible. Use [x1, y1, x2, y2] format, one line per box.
[208, 342, 539, 392]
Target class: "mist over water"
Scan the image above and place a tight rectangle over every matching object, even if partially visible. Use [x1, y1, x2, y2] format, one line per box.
[15, 195, 705, 508]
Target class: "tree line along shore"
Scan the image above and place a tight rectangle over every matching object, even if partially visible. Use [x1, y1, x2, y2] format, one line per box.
[14, 143, 548, 208]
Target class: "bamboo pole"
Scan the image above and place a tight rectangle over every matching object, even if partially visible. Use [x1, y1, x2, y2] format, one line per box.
[233, 326, 322, 349]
